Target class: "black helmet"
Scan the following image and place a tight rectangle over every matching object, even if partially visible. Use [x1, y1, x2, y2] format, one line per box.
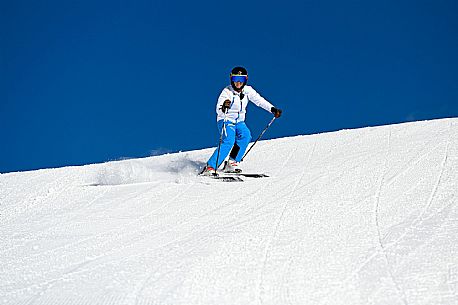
[230, 66, 248, 92]
[231, 66, 248, 76]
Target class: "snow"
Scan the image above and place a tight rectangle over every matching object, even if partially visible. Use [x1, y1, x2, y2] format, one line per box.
[1, 118, 457, 305]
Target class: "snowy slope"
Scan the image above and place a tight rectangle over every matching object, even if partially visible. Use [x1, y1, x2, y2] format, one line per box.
[1, 118, 457, 305]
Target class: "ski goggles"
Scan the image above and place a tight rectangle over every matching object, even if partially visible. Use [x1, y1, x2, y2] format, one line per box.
[230, 75, 247, 83]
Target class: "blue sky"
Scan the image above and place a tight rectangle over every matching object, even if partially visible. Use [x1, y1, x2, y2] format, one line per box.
[1, 0, 457, 173]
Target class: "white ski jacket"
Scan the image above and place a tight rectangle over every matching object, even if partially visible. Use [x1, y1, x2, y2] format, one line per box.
[216, 85, 274, 123]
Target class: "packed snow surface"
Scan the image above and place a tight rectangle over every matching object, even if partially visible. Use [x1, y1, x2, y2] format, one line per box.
[1, 118, 457, 305]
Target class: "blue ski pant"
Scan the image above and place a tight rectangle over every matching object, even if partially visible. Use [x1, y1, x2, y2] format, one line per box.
[207, 120, 252, 169]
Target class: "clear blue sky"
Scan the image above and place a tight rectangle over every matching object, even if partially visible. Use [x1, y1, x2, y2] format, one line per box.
[1, 0, 457, 173]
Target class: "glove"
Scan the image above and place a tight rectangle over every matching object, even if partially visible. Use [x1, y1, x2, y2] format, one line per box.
[271, 107, 282, 118]
[221, 100, 231, 112]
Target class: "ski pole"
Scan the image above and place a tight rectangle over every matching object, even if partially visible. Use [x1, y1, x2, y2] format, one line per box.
[241, 116, 276, 162]
[215, 109, 228, 175]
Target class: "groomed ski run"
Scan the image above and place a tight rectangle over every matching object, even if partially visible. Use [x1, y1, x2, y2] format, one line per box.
[1, 118, 457, 305]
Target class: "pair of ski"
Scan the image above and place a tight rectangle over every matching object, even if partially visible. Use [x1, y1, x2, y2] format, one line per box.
[201, 172, 269, 182]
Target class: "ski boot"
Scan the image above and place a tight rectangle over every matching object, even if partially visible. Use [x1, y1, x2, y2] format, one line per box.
[222, 159, 242, 173]
[199, 165, 218, 176]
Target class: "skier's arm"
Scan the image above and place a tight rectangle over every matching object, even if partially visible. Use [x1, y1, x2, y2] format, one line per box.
[246, 87, 282, 117]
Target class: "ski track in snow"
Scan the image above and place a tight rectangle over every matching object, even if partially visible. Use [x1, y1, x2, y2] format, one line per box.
[373, 127, 409, 305]
[318, 121, 456, 305]
[3, 182, 200, 304]
[257, 140, 316, 305]
[1, 118, 457, 305]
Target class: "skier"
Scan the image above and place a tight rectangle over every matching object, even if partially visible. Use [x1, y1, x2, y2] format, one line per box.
[201, 66, 282, 175]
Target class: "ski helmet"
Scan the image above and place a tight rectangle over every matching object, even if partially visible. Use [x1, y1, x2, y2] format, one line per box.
[230, 66, 248, 92]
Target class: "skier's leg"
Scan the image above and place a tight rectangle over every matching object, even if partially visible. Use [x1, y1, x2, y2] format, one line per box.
[233, 122, 252, 162]
[207, 121, 236, 169]
[229, 143, 240, 160]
